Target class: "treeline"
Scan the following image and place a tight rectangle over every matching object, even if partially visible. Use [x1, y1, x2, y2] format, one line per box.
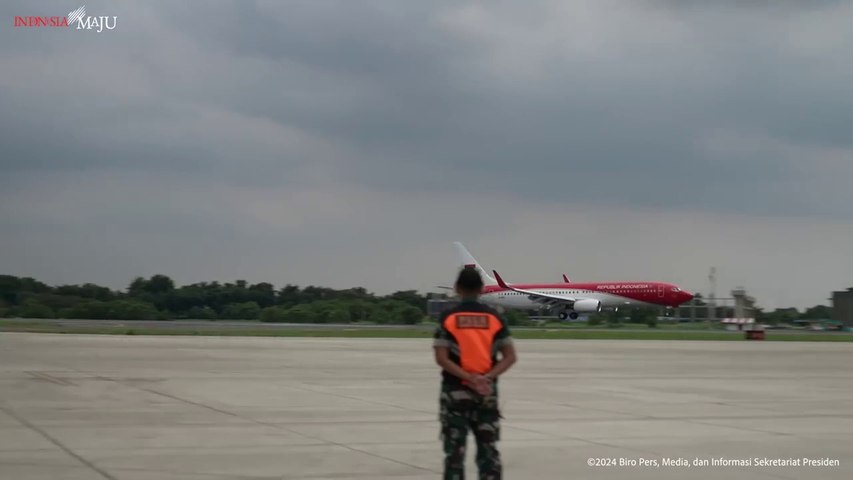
[0, 274, 428, 324]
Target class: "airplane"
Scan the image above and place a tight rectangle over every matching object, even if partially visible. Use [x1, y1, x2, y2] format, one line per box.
[451, 242, 695, 320]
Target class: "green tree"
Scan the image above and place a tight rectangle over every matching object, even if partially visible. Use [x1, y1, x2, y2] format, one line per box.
[260, 306, 289, 323]
[147, 274, 175, 293]
[186, 306, 217, 320]
[503, 309, 530, 327]
[605, 309, 622, 327]
[18, 300, 55, 319]
[284, 304, 317, 323]
[248, 282, 276, 308]
[326, 308, 351, 324]
[54, 283, 114, 301]
[107, 300, 160, 320]
[764, 308, 799, 325]
[20, 293, 85, 312]
[221, 302, 261, 320]
[801, 305, 831, 320]
[371, 309, 392, 325]
[347, 300, 375, 323]
[128, 274, 175, 296]
[397, 305, 424, 325]
[388, 290, 426, 312]
[66, 300, 111, 319]
[277, 284, 301, 307]
[629, 308, 658, 325]
[0, 275, 50, 305]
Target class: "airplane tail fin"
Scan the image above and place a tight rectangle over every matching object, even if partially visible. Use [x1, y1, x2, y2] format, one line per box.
[452, 242, 497, 286]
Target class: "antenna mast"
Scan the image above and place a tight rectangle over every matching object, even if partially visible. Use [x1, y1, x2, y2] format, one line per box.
[708, 267, 716, 323]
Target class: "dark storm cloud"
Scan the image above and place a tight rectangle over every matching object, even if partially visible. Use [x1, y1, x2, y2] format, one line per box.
[137, 0, 853, 218]
[3, 0, 851, 219]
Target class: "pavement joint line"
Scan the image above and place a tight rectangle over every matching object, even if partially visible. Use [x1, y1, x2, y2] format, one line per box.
[95, 464, 304, 480]
[0, 460, 96, 470]
[0, 448, 63, 453]
[74, 370, 440, 476]
[107, 463, 441, 480]
[0, 402, 118, 480]
[68, 442, 333, 452]
[67, 444, 331, 453]
[24, 371, 76, 386]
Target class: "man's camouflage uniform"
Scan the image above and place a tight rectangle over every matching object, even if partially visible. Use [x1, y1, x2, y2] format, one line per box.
[434, 299, 512, 480]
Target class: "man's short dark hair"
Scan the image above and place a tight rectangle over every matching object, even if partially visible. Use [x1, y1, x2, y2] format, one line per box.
[455, 266, 484, 292]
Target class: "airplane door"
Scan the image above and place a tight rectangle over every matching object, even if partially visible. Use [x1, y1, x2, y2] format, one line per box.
[658, 285, 664, 298]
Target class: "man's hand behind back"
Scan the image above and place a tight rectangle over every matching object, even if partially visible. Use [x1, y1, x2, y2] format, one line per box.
[469, 374, 492, 396]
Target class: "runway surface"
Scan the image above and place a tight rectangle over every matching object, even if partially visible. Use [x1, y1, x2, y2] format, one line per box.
[1, 333, 851, 479]
[8, 318, 850, 335]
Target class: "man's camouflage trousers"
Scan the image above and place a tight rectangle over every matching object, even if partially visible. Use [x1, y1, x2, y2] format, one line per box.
[439, 383, 502, 480]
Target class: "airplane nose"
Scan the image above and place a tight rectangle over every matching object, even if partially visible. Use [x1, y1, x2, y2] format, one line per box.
[682, 290, 695, 302]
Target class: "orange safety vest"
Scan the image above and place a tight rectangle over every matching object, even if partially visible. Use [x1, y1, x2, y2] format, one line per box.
[442, 311, 504, 375]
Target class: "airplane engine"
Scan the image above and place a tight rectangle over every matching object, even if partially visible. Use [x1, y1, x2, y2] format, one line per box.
[572, 299, 601, 313]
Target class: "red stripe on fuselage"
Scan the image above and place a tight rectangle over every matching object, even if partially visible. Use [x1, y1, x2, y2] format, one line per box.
[482, 282, 690, 307]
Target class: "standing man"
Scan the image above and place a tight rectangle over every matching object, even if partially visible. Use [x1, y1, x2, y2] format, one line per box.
[433, 266, 517, 480]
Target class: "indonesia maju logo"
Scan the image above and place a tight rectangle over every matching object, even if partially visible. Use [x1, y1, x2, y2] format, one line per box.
[13, 5, 118, 32]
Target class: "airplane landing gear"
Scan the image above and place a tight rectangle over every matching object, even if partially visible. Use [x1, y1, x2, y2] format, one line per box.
[558, 311, 579, 320]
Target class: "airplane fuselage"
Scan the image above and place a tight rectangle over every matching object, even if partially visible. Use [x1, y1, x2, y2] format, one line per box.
[450, 241, 694, 320]
[479, 281, 691, 311]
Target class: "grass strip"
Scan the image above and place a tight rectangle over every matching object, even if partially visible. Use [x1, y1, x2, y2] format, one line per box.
[2, 320, 852, 341]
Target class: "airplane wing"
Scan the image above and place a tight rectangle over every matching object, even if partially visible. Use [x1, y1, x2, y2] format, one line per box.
[492, 270, 578, 308]
[562, 274, 571, 283]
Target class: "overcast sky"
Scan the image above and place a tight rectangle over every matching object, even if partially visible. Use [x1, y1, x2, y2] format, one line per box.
[2, 0, 852, 310]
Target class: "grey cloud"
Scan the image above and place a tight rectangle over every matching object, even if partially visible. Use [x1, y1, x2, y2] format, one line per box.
[137, 0, 851, 217]
[5, 0, 851, 202]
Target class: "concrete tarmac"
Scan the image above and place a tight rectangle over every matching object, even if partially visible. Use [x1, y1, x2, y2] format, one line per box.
[1, 333, 851, 479]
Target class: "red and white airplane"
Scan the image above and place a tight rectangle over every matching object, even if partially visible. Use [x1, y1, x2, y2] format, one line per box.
[452, 242, 694, 320]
